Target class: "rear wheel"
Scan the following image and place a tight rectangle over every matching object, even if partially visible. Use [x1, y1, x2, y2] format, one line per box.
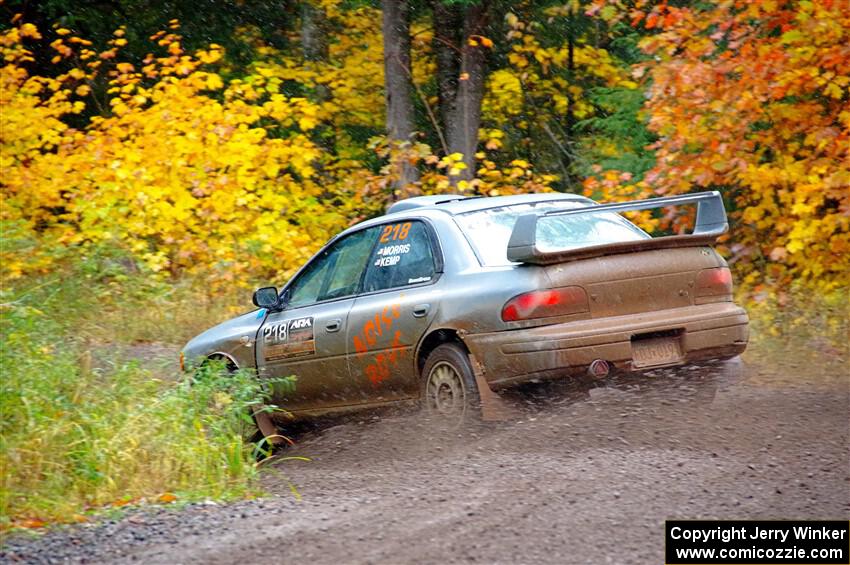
[421, 343, 480, 425]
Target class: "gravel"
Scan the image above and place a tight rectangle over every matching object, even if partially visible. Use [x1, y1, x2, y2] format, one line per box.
[3, 357, 848, 564]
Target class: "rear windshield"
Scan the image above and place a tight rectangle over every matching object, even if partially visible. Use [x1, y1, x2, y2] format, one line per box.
[455, 200, 649, 266]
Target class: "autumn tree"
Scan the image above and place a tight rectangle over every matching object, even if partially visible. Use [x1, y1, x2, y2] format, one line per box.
[0, 0, 292, 71]
[5, 1, 845, 291]
[480, 2, 647, 187]
[431, 0, 491, 181]
[584, 0, 850, 289]
[382, 0, 419, 188]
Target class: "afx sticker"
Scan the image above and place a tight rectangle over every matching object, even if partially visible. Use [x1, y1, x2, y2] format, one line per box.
[289, 317, 313, 331]
[263, 316, 315, 361]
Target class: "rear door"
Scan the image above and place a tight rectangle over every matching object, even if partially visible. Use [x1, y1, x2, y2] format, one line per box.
[257, 227, 379, 411]
[345, 219, 442, 402]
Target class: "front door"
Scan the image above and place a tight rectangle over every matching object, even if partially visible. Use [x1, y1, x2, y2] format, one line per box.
[346, 219, 441, 402]
[256, 226, 379, 412]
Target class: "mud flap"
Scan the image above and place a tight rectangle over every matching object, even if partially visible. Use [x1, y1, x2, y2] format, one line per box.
[252, 404, 286, 446]
[468, 354, 522, 421]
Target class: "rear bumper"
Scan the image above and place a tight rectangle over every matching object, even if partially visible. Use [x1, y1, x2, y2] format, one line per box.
[463, 302, 749, 388]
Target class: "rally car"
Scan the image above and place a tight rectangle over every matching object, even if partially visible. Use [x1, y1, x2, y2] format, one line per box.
[182, 192, 749, 433]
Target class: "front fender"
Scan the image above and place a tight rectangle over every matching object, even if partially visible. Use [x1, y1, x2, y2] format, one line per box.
[182, 309, 267, 371]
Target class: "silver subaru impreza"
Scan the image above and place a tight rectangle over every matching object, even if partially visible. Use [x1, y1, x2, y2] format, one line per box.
[183, 192, 748, 434]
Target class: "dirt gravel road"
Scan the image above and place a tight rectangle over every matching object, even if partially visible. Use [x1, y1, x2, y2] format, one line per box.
[3, 356, 848, 564]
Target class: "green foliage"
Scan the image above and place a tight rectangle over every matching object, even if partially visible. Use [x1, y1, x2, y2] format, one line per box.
[2, 247, 246, 345]
[0, 269, 272, 526]
[575, 87, 655, 180]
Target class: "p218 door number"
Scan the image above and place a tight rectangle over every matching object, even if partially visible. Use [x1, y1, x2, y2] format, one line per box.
[263, 317, 314, 345]
[263, 323, 287, 344]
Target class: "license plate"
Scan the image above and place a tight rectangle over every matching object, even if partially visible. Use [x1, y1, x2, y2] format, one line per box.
[632, 336, 683, 368]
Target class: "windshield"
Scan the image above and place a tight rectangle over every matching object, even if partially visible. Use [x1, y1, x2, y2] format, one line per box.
[455, 200, 649, 266]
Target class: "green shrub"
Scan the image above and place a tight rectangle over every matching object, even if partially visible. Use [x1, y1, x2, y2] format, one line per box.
[0, 275, 270, 526]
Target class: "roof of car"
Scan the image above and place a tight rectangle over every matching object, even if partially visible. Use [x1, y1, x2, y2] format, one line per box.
[384, 192, 593, 216]
[331, 192, 597, 243]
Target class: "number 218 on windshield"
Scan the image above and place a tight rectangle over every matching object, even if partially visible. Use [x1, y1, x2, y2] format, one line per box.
[380, 222, 411, 243]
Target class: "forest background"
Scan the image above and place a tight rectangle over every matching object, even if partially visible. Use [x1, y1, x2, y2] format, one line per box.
[1, 0, 847, 527]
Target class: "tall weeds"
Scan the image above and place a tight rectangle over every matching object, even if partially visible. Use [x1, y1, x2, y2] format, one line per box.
[742, 285, 849, 372]
[0, 262, 267, 526]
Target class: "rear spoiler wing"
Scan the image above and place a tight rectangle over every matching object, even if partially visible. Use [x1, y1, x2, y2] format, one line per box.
[507, 191, 728, 265]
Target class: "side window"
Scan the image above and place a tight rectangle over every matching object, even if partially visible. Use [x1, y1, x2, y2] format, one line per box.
[362, 221, 437, 293]
[287, 227, 378, 308]
[286, 255, 331, 308]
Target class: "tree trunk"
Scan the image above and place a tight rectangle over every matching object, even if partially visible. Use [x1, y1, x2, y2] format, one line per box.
[432, 1, 461, 140]
[301, 1, 328, 63]
[301, 0, 334, 180]
[382, 0, 420, 188]
[432, 1, 490, 183]
[301, 1, 330, 102]
[566, 5, 575, 139]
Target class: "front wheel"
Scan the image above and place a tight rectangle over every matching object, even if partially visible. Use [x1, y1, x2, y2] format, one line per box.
[202, 357, 285, 459]
[421, 343, 480, 426]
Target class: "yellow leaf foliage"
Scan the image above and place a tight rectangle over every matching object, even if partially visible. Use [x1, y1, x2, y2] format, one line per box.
[1, 17, 554, 286]
[1, 22, 358, 285]
[484, 11, 633, 127]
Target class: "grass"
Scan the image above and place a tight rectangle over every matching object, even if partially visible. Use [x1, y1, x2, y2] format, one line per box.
[741, 285, 849, 379]
[0, 258, 272, 528]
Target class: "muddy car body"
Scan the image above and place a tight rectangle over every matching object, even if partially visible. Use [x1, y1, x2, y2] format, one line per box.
[183, 192, 749, 422]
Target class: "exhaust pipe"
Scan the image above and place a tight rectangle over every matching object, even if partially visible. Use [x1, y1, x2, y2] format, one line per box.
[588, 359, 610, 379]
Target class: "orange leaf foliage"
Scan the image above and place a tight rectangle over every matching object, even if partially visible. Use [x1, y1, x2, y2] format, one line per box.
[585, 0, 850, 290]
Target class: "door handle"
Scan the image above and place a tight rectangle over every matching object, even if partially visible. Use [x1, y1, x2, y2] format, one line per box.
[412, 304, 431, 318]
[325, 319, 342, 333]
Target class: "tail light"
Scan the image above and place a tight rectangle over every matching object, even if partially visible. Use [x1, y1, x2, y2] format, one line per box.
[695, 267, 733, 297]
[502, 286, 589, 322]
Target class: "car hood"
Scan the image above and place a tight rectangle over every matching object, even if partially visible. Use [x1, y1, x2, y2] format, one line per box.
[182, 308, 267, 369]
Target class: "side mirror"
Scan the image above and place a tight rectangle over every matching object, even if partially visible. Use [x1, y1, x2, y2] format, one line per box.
[252, 286, 281, 310]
